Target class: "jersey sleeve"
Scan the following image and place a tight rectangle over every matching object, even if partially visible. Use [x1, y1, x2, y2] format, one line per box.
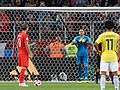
[86, 36, 92, 42]
[72, 37, 78, 42]
[95, 34, 102, 44]
[24, 34, 29, 43]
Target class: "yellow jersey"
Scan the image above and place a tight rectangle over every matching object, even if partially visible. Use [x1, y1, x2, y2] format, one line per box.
[96, 31, 119, 62]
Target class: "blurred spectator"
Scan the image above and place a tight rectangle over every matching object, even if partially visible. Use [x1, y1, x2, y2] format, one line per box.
[0, 0, 119, 6]
[42, 15, 51, 21]
[15, 0, 20, 6]
[0, 43, 6, 57]
[90, 0, 101, 7]
[20, 0, 26, 7]
[100, 0, 118, 6]
[25, 0, 30, 7]
[0, 10, 10, 31]
[73, 0, 90, 7]
[0, 0, 14, 6]
[114, 0, 120, 6]
[65, 43, 77, 57]
[7, 0, 14, 6]
[62, 0, 71, 7]
[39, 1, 46, 7]
[13, 0, 28, 7]
[44, 0, 70, 7]
[54, 0, 65, 6]
[44, 0, 54, 6]
[70, 0, 74, 6]
[30, 0, 37, 7]
[45, 36, 66, 58]
[36, 0, 45, 7]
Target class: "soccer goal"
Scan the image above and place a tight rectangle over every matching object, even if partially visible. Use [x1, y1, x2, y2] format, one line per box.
[0, 7, 119, 82]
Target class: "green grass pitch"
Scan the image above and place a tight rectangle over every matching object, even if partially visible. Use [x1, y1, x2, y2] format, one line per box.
[0, 82, 117, 90]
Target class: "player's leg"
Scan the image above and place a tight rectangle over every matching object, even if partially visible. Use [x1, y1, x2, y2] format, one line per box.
[83, 56, 88, 80]
[100, 60, 108, 90]
[19, 66, 27, 86]
[110, 61, 119, 90]
[96, 68, 100, 84]
[76, 56, 82, 80]
[18, 53, 29, 87]
[109, 71, 114, 84]
[96, 55, 100, 84]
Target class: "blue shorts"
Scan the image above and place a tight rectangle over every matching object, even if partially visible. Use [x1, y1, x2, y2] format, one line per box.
[76, 56, 88, 65]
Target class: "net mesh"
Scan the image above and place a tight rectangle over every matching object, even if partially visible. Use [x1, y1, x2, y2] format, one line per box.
[0, 9, 119, 81]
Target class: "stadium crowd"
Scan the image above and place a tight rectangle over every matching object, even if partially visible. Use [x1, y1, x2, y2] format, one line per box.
[0, 0, 119, 7]
[1, 10, 120, 55]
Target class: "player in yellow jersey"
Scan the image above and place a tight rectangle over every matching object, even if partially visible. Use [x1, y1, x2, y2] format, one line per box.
[94, 20, 120, 90]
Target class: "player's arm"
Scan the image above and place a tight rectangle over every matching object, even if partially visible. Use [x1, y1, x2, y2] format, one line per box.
[94, 35, 102, 56]
[24, 35, 33, 59]
[87, 42, 93, 44]
[25, 42, 33, 58]
[71, 42, 77, 45]
[25, 42, 33, 60]
[71, 37, 77, 45]
[86, 37, 93, 56]
[94, 42, 101, 55]
[86, 37, 93, 45]
[93, 46, 97, 52]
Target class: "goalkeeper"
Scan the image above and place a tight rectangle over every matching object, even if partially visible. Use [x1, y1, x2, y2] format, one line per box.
[71, 27, 92, 80]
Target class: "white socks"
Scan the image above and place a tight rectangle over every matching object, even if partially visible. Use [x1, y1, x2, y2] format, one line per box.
[100, 75, 105, 90]
[100, 75, 119, 90]
[113, 76, 119, 90]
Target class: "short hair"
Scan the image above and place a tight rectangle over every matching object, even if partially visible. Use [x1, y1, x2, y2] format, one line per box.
[80, 26, 84, 30]
[21, 24, 28, 31]
[105, 20, 114, 29]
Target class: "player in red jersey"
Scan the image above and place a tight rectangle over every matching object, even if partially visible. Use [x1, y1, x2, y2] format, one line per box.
[17, 24, 33, 87]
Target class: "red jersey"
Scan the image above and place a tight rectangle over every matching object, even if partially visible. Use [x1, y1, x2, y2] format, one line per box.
[17, 32, 29, 54]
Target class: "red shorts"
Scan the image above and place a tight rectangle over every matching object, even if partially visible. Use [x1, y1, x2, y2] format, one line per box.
[18, 53, 29, 67]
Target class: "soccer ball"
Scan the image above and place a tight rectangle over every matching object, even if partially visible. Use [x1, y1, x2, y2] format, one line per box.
[34, 80, 41, 86]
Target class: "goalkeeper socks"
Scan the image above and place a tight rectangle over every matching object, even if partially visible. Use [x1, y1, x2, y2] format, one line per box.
[19, 68, 26, 83]
[96, 71, 100, 84]
[113, 76, 119, 90]
[100, 75, 105, 90]
[78, 66, 82, 79]
[84, 64, 88, 79]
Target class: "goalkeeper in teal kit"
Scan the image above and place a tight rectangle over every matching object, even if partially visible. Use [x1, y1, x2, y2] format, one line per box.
[71, 28, 92, 80]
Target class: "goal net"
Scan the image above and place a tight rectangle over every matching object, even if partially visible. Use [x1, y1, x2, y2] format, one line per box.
[0, 7, 119, 81]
